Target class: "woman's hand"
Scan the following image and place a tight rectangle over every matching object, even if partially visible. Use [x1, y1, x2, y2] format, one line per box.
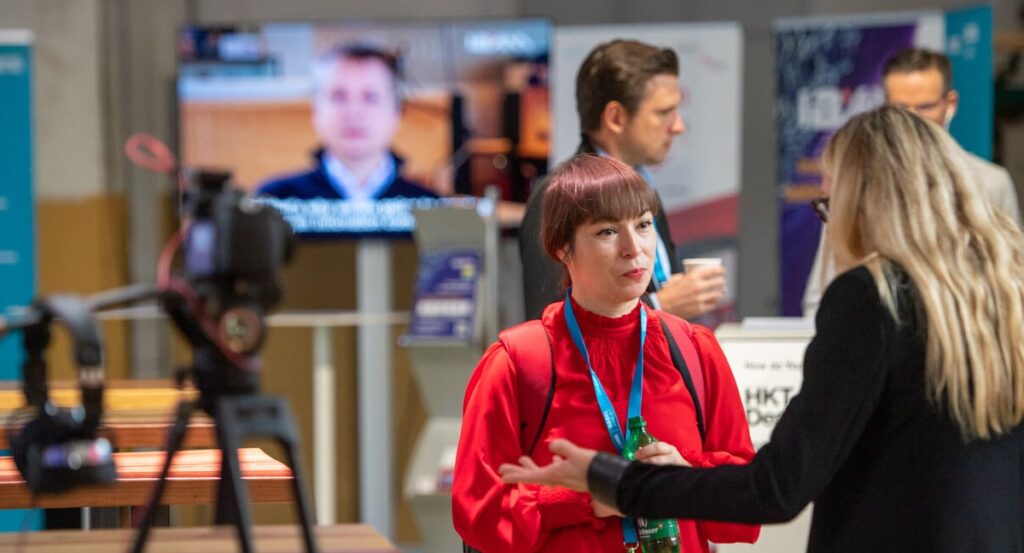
[499, 439, 598, 492]
[632, 441, 691, 467]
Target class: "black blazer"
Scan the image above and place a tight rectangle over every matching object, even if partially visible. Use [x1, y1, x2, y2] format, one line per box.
[595, 265, 1024, 553]
[518, 136, 680, 320]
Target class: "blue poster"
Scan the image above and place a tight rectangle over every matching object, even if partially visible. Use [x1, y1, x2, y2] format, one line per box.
[0, 32, 36, 377]
[946, 5, 993, 159]
[408, 250, 480, 342]
[0, 30, 39, 532]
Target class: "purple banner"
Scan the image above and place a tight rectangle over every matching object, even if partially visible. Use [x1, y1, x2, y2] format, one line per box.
[775, 23, 916, 315]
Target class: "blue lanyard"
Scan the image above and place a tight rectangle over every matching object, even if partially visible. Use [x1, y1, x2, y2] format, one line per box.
[563, 290, 647, 547]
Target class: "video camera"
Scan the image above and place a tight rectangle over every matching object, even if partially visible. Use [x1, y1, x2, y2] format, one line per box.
[170, 169, 295, 409]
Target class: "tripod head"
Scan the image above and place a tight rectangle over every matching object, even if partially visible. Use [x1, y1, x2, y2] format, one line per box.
[165, 169, 295, 413]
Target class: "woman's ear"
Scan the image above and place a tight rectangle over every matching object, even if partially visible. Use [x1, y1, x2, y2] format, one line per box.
[557, 244, 571, 264]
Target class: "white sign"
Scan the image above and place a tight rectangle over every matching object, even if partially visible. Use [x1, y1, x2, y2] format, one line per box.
[716, 323, 812, 449]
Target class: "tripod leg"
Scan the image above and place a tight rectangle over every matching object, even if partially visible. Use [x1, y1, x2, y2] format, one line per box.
[130, 400, 195, 553]
[275, 405, 318, 553]
[214, 396, 256, 553]
[283, 440, 318, 553]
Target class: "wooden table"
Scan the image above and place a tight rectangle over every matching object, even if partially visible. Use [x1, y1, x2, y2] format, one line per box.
[0, 380, 215, 449]
[0, 448, 293, 509]
[0, 523, 399, 552]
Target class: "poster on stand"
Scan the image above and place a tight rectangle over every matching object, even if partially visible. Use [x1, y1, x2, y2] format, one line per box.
[775, 13, 926, 316]
[407, 250, 481, 342]
[0, 28, 38, 532]
[552, 23, 743, 327]
[0, 30, 36, 380]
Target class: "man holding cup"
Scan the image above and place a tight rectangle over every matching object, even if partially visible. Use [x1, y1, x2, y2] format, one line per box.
[519, 39, 727, 320]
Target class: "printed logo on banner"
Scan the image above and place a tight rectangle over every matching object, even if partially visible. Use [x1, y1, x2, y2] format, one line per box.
[408, 250, 481, 342]
[796, 85, 883, 130]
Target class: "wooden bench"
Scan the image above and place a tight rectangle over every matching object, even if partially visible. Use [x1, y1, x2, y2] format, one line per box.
[0, 380, 215, 449]
[0, 447, 294, 510]
[0, 523, 400, 552]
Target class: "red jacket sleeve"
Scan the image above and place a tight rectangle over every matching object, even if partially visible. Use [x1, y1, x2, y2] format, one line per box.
[689, 325, 761, 545]
[452, 342, 599, 552]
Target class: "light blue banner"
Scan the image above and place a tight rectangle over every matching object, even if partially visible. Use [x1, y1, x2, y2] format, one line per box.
[0, 34, 36, 380]
[0, 30, 40, 533]
[946, 5, 993, 159]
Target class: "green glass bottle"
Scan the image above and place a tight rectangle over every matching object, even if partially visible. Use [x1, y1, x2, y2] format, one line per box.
[623, 416, 681, 553]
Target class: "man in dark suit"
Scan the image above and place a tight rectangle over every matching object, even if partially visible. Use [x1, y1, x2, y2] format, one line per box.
[257, 44, 436, 200]
[520, 40, 725, 320]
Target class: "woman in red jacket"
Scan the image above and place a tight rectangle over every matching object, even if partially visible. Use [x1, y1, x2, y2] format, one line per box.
[452, 155, 759, 552]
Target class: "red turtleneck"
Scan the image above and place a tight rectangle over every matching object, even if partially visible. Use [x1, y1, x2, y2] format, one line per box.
[453, 300, 760, 552]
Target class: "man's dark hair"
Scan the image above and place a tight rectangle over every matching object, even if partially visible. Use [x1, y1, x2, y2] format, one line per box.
[313, 43, 403, 103]
[883, 48, 952, 92]
[575, 40, 679, 134]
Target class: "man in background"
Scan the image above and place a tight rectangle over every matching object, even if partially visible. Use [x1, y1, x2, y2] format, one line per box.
[882, 48, 1020, 221]
[257, 44, 436, 200]
[519, 39, 726, 320]
[803, 47, 1020, 317]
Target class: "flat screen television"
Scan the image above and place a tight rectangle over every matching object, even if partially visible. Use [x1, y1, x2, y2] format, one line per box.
[177, 19, 550, 237]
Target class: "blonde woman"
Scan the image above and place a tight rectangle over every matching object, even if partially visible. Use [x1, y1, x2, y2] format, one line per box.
[500, 106, 1024, 553]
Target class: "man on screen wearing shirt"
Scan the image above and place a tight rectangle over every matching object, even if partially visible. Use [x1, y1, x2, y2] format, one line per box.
[257, 44, 436, 200]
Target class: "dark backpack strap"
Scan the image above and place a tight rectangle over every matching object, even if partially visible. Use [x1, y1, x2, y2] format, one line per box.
[659, 317, 707, 443]
[498, 320, 556, 456]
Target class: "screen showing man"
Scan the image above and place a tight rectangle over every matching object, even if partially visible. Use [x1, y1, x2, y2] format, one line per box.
[257, 45, 436, 201]
[177, 20, 551, 238]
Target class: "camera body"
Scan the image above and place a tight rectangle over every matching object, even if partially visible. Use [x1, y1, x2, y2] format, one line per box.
[178, 170, 294, 405]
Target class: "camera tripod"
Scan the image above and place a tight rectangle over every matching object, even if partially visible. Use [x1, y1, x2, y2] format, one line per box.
[130, 391, 318, 553]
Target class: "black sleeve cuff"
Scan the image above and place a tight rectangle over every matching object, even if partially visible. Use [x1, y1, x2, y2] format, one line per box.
[587, 452, 630, 507]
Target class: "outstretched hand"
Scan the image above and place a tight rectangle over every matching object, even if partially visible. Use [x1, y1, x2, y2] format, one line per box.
[498, 439, 598, 492]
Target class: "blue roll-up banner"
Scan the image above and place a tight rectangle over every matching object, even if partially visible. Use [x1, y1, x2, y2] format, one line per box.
[946, 5, 993, 160]
[0, 29, 40, 532]
[774, 8, 992, 316]
[0, 30, 36, 378]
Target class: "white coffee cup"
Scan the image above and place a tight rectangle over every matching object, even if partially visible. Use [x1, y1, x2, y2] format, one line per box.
[682, 257, 723, 273]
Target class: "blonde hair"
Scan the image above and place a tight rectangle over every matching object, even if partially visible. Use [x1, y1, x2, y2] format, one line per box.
[823, 106, 1024, 439]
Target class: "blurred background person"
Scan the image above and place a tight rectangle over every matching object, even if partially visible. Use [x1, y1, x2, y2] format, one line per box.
[519, 40, 725, 321]
[257, 44, 436, 200]
[455, 155, 758, 552]
[884, 47, 1020, 221]
[804, 47, 1020, 316]
[502, 106, 1024, 553]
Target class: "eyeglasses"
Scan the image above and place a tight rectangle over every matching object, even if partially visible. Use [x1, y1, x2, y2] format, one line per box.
[810, 197, 829, 224]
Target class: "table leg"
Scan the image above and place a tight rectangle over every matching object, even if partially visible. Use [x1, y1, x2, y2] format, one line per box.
[313, 324, 336, 525]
